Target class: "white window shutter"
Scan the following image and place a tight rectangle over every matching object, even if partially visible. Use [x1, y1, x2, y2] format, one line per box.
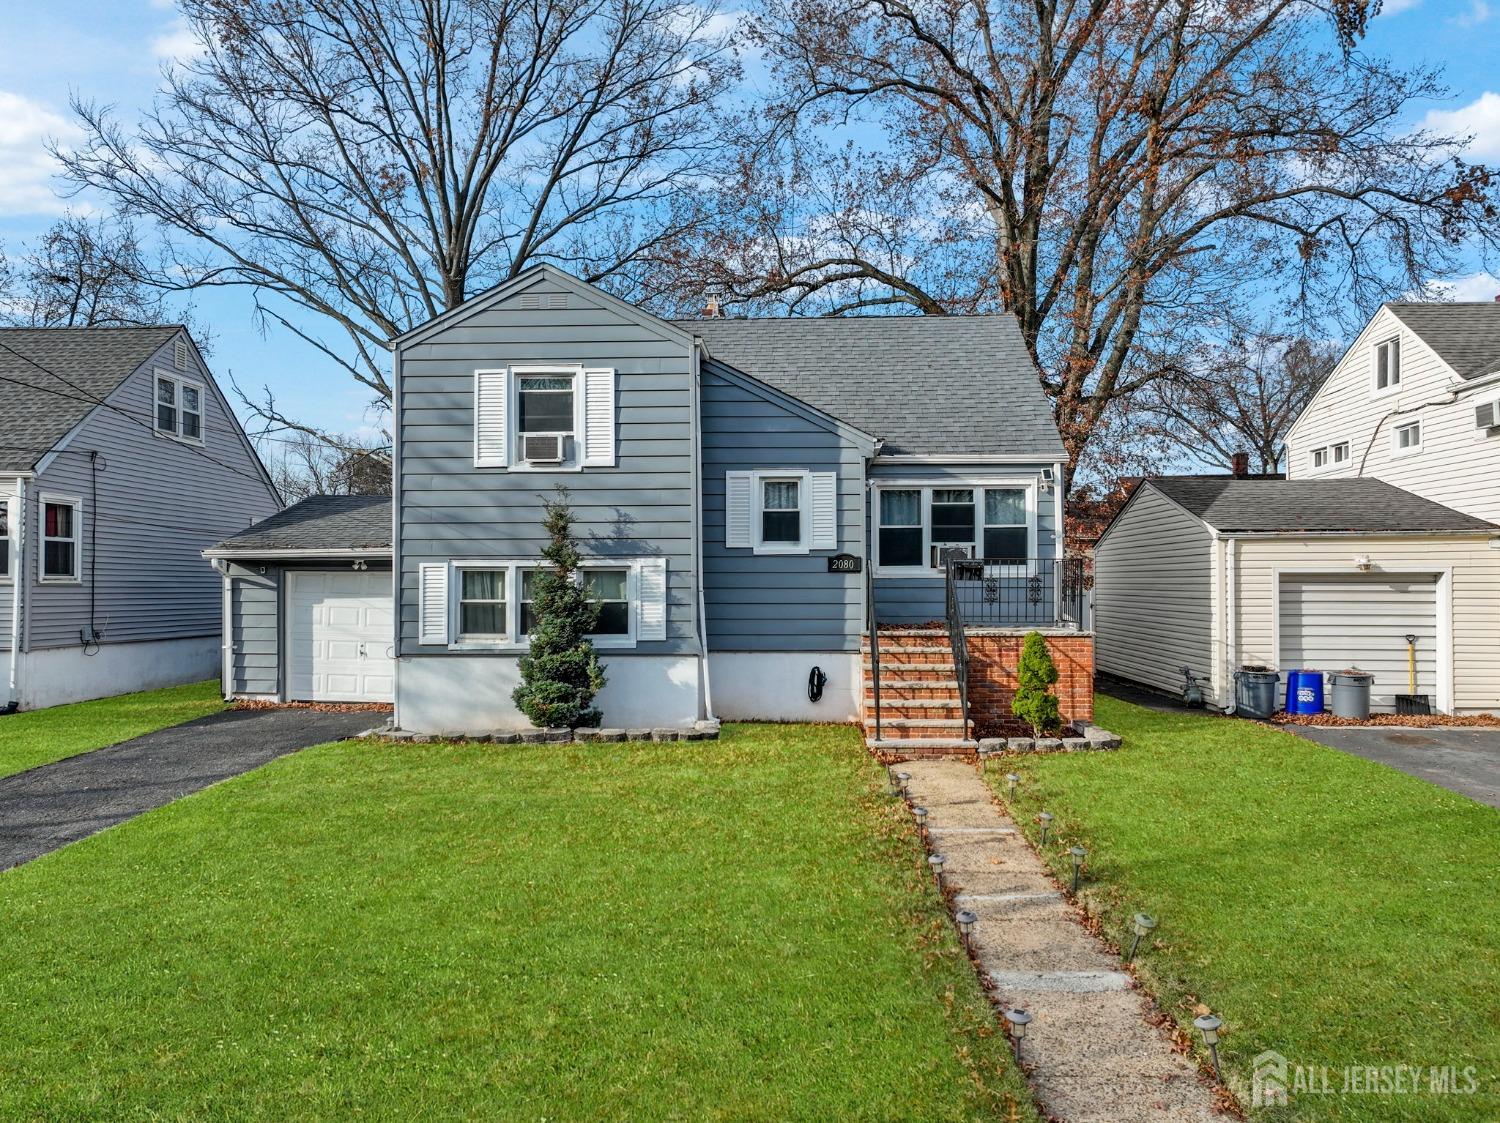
[810, 472, 838, 550]
[636, 557, 668, 641]
[725, 472, 754, 548]
[474, 369, 509, 467]
[582, 368, 616, 467]
[418, 563, 450, 645]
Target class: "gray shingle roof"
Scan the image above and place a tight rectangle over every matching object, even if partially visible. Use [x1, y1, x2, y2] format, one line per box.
[1385, 301, 1500, 380]
[207, 495, 391, 554]
[0, 326, 180, 472]
[1147, 476, 1496, 534]
[676, 315, 1065, 459]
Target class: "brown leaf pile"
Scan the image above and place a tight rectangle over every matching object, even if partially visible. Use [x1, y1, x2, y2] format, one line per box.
[1275, 710, 1500, 728]
[232, 700, 394, 714]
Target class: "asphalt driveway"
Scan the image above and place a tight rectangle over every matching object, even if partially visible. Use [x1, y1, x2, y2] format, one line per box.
[1287, 724, 1500, 809]
[0, 707, 378, 870]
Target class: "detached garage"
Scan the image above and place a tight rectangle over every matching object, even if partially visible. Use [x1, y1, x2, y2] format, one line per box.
[204, 495, 394, 704]
[1094, 476, 1500, 715]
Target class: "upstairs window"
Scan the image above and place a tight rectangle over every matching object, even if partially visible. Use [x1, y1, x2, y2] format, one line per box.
[1374, 337, 1401, 393]
[517, 375, 575, 463]
[1393, 420, 1422, 454]
[1311, 446, 1329, 469]
[40, 497, 80, 582]
[0, 499, 9, 579]
[156, 374, 204, 443]
[1331, 441, 1350, 465]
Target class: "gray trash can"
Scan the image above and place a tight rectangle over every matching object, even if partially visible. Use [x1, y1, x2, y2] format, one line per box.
[1330, 672, 1373, 721]
[1235, 669, 1280, 720]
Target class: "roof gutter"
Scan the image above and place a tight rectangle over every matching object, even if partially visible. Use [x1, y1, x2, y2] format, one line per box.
[1207, 529, 1498, 539]
[201, 546, 392, 561]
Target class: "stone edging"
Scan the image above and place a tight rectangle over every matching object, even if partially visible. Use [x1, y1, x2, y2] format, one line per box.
[364, 719, 722, 745]
[977, 722, 1123, 755]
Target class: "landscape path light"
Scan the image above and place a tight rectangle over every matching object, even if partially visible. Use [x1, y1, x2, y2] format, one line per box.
[1006, 773, 1020, 799]
[895, 771, 912, 797]
[1126, 912, 1157, 963]
[1194, 1013, 1224, 1079]
[913, 806, 928, 828]
[1038, 811, 1054, 845]
[928, 853, 945, 878]
[1003, 1007, 1033, 1060]
[1068, 846, 1086, 893]
[955, 908, 978, 941]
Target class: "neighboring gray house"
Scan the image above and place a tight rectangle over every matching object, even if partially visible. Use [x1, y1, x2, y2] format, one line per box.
[1, 326, 281, 711]
[1094, 474, 1500, 714]
[207, 265, 1073, 734]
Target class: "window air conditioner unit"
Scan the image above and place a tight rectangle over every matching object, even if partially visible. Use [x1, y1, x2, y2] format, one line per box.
[932, 544, 975, 569]
[1476, 400, 1499, 430]
[522, 433, 564, 463]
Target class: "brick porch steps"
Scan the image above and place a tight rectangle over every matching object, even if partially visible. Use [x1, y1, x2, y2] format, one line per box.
[862, 627, 971, 747]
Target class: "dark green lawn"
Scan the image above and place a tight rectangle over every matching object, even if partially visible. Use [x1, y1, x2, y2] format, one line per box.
[0, 680, 224, 779]
[992, 694, 1500, 1121]
[0, 723, 1035, 1121]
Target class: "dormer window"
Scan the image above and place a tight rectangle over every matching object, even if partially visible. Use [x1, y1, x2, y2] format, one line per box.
[1374, 337, 1401, 393]
[156, 373, 204, 443]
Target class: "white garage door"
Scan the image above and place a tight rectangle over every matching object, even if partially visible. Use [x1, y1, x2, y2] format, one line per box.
[1278, 574, 1439, 712]
[287, 571, 395, 703]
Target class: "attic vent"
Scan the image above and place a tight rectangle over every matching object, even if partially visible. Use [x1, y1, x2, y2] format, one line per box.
[517, 292, 569, 310]
[174, 337, 189, 369]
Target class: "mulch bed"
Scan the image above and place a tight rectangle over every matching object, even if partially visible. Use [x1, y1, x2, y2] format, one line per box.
[1274, 710, 1500, 729]
[232, 700, 394, 715]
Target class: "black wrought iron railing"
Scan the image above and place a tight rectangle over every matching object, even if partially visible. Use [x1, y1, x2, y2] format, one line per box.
[865, 556, 882, 742]
[943, 557, 972, 742]
[945, 555, 1090, 630]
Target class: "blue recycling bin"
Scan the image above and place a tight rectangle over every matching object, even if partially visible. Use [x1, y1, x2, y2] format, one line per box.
[1286, 669, 1326, 715]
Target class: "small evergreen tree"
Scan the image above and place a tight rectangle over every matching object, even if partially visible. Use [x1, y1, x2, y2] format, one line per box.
[1012, 631, 1062, 737]
[512, 490, 607, 728]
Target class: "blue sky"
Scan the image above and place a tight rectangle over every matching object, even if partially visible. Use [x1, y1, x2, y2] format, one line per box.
[1, 0, 1497, 443]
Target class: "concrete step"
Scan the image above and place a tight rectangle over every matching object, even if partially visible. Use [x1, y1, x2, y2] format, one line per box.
[864, 698, 963, 709]
[865, 736, 979, 752]
[862, 658, 957, 670]
[860, 644, 951, 654]
[865, 628, 946, 637]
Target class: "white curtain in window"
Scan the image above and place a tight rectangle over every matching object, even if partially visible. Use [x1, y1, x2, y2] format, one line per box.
[880, 489, 920, 525]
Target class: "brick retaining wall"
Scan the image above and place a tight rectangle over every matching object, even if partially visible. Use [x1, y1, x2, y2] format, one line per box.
[966, 632, 1095, 738]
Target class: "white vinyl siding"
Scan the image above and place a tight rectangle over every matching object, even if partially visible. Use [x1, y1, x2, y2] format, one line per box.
[1093, 486, 1217, 704]
[1285, 305, 1500, 523]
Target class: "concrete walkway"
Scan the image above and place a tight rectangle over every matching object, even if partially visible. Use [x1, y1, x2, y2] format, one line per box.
[903, 760, 1223, 1122]
[0, 707, 376, 870]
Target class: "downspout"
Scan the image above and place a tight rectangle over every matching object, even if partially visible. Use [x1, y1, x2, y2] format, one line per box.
[212, 557, 231, 701]
[1223, 536, 1238, 715]
[690, 339, 715, 720]
[5, 477, 27, 714]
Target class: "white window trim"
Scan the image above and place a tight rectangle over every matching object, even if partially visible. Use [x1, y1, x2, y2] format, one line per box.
[1370, 336, 1402, 399]
[38, 493, 82, 585]
[1331, 441, 1350, 465]
[1391, 420, 1423, 458]
[508, 364, 587, 473]
[0, 497, 11, 584]
[446, 558, 641, 651]
[154, 370, 207, 446]
[752, 470, 812, 555]
[872, 479, 1039, 579]
[1310, 446, 1330, 470]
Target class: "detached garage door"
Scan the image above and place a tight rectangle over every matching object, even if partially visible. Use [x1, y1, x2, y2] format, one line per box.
[1278, 574, 1439, 712]
[287, 571, 395, 703]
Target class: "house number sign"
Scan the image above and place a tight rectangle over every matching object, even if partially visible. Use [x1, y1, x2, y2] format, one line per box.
[827, 554, 863, 573]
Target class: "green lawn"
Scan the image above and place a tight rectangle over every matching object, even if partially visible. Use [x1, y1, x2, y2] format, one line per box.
[0, 723, 1035, 1121]
[991, 694, 1500, 1121]
[0, 680, 225, 779]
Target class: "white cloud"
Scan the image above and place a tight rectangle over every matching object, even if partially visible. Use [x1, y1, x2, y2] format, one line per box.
[1421, 271, 1500, 302]
[1419, 91, 1500, 161]
[1454, 0, 1490, 24]
[151, 17, 204, 63]
[1377, 0, 1422, 16]
[0, 90, 78, 215]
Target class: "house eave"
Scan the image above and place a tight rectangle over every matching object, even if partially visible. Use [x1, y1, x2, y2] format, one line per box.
[202, 546, 393, 561]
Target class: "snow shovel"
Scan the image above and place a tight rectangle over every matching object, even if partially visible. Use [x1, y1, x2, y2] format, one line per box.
[1394, 633, 1431, 716]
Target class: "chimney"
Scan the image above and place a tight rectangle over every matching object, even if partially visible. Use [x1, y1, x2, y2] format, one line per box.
[704, 284, 726, 318]
[1231, 451, 1250, 477]
[1494, 293, 1500, 302]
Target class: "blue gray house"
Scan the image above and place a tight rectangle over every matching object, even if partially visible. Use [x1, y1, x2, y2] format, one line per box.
[207, 266, 1082, 742]
[1, 326, 281, 711]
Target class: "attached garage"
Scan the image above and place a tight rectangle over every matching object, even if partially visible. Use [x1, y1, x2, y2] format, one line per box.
[204, 495, 394, 704]
[1095, 476, 1499, 715]
[1277, 573, 1440, 711]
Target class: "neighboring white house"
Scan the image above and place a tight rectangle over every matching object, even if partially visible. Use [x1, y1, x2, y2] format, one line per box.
[1286, 301, 1500, 521]
[1093, 476, 1500, 715]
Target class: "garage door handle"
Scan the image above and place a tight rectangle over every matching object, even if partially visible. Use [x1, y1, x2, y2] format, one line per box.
[359, 643, 367, 658]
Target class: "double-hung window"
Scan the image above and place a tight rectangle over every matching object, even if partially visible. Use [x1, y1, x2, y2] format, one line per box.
[0, 498, 9, 580]
[760, 477, 804, 549]
[435, 560, 651, 649]
[519, 566, 632, 638]
[1374, 337, 1401, 393]
[457, 568, 507, 640]
[1393, 420, 1422, 455]
[875, 483, 1035, 575]
[517, 374, 575, 463]
[156, 373, 204, 443]
[40, 496, 81, 583]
